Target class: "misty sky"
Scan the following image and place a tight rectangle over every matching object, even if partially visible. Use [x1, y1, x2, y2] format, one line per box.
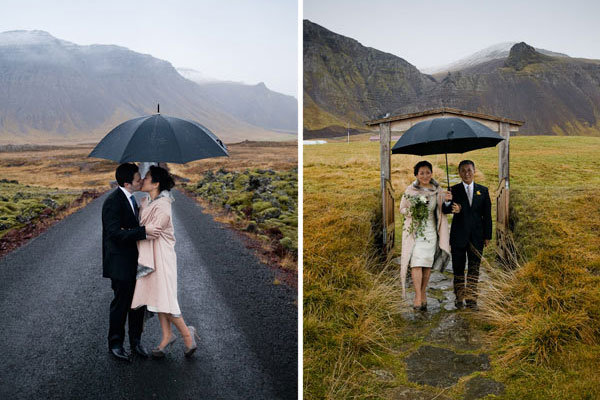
[304, 0, 600, 70]
[0, 0, 298, 97]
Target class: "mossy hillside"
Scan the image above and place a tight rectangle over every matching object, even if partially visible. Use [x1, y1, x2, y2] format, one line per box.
[0, 179, 80, 237]
[185, 168, 298, 253]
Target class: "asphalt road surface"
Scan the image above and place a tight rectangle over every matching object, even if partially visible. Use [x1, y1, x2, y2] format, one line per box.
[0, 190, 297, 399]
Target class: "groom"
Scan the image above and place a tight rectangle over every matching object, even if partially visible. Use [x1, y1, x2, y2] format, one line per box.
[443, 160, 492, 310]
[102, 163, 161, 361]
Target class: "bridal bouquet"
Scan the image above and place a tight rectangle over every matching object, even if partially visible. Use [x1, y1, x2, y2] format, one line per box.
[404, 194, 430, 239]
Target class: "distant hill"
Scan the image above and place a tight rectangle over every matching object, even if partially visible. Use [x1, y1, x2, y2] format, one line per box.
[179, 69, 297, 133]
[0, 30, 295, 144]
[304, 20, 600, 136]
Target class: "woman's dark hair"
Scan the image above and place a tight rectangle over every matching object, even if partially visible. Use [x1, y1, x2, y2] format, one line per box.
[148, 165, 175, 192]
[413, 161, 433, 176]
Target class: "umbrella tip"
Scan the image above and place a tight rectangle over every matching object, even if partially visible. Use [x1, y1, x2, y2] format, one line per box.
[157, 103, 160, 114]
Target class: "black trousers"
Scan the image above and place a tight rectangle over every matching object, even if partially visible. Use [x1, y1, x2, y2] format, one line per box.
[451, 243, 483, 303]
[108, 279, 145, 348]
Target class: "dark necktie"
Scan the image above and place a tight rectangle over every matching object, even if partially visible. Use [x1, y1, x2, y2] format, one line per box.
[130, 195, 139, 220]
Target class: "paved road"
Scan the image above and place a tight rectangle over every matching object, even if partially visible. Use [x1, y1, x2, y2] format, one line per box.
[0, 190, 297, 399]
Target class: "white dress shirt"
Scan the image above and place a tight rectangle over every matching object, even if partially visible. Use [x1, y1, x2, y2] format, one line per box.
[119, 186, 137, 216]
[463, 182, 474, 205]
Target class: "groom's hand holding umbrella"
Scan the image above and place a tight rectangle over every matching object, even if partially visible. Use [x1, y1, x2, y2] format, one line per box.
[444, 190, 461, 214]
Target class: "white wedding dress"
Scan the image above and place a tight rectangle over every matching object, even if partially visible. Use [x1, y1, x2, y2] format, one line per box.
[409, 191, 438, 268]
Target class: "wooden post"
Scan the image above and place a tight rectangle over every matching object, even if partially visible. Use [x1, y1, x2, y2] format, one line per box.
[497, 122, 511, 262]
[380, 122, 391, 248]
[498, 122, 510, 188]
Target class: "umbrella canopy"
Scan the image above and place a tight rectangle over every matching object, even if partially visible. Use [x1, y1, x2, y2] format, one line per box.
[88, 114, 229, 163]
[391, 117, 504, 156]
[391, 117, 505, 188]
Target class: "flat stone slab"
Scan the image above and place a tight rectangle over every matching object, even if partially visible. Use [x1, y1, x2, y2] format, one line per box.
[426, 313, 483, 351]
[386, 386, 452, 400]
[464, 376, 505, 399]
[406, 346, 490, 388]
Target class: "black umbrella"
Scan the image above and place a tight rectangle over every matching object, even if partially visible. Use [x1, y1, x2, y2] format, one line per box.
[391, 117, 504, 188]
[88, 113, 229, 163]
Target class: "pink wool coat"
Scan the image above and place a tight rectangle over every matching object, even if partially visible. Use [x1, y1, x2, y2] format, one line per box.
[131, 191, 181, 316]
[399, 180, 451, 298]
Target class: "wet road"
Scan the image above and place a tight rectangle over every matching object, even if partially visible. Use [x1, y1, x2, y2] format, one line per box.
[0, 190, 297, 399]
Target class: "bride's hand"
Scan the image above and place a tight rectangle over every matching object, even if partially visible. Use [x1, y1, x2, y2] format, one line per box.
[444, 191, 452, 201]
[451, 203, 461, 213]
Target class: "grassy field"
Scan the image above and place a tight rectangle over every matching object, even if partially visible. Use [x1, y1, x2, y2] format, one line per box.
[304, 136, 600, 399]
[0, 142, 298, 271]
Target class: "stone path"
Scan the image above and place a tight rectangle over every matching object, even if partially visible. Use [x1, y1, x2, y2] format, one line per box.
[388, 259, 505, 399]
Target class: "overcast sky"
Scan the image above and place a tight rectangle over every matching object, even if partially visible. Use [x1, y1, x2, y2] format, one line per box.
[0, 0, 298, 97]
[304, 0, 600, 70]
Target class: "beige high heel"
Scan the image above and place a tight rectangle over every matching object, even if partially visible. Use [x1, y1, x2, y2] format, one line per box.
[184, 326, 199, 357]
[151, 334, 177, 358]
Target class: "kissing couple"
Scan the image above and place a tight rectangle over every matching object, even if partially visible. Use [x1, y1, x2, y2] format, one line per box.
[102, 163, 199, 362]
[399, 159, 492, 311]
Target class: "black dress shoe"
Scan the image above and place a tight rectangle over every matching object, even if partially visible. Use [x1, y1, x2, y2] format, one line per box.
[455, 300, 465, 310]
[131, 342, 149, 358]
[466, 301, 479, 311]
[109, 346, 132, 362]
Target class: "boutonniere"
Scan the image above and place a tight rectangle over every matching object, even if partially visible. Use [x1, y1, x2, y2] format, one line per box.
[476, 190, 481, 195]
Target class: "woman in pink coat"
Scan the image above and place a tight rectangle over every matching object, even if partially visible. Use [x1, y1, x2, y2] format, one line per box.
[399, 161, 456, 311]
[131, 166, 198, 358]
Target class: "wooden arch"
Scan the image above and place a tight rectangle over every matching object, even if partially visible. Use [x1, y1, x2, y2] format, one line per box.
[365, 108, 524, 260]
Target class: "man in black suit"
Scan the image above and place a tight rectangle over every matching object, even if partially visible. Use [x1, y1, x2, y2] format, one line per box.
[442, 160, 492, 310]
[102, 163, 161, 361]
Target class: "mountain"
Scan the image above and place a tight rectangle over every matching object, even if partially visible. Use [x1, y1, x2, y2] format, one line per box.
[422, 42, 569, 75]
[0, 30, 295, 144]
[180, 69, 297, 133]
[303, 20, 436, 131]
[303, 20, 600, 136]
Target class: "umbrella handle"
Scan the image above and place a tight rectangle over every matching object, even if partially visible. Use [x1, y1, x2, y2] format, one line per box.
[445, 153, 450, 190]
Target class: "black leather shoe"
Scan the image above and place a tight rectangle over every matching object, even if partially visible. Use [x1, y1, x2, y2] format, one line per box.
[455, 300, 465, 310]
[109, 346, 132, 362]
[466, 301, 479, 311]
[131, 342, 149, 358]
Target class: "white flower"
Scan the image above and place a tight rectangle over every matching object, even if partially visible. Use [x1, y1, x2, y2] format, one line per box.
[419, 195, 427, 203]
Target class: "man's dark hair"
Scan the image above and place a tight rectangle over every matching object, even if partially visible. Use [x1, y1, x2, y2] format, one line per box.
[115, 163, 139, 187]
[148, 165, 175, 192]
[413, 160, 433, 176]
[458, 160, 475, 171]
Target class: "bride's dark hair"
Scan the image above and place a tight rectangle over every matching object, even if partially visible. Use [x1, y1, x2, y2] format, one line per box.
[413, 160, 432, 176]
[148, 166, 175, 192]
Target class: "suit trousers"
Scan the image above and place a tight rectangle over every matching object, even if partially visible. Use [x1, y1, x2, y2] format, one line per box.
[451, 244, 483, 303]
[108, 279, 145, 348]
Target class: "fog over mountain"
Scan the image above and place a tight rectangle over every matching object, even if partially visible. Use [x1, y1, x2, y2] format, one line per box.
[0, 30, 296, 144]
[180, 68, 297, 133]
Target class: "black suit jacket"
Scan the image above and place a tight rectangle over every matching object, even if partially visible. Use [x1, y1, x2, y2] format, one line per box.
[102, 188, 146, 281]
[442, 182, 492, 250]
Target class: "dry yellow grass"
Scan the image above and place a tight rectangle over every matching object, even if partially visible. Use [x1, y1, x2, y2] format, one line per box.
[0, 141, 297, 190]
[304, 136, 600, 399]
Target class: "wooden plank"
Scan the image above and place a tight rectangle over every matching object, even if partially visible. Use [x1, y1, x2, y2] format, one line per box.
[365, 107, 525, 126]
[380, 123, 391, 248]
[498, 122, 510, 185]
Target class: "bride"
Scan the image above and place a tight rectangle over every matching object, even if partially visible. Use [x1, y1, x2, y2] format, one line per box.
[130, 165, 199, 357]
[399, 161, 456, 311]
